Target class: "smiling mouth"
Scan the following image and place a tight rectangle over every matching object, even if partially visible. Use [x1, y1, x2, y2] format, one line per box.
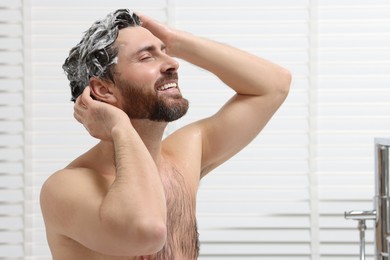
[157, 82, 178, 91]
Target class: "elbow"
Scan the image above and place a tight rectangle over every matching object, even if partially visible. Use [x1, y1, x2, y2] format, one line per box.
[136, 217, 167, 254]
[99, 209, 167, 255]
[278, 68, 292, 98]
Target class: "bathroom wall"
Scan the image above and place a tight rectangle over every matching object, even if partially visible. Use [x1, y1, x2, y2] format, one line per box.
[1, 0, 390, 258]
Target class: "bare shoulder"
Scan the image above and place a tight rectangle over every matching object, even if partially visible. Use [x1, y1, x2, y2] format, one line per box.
[40, 167, 110, 233]
[40, 167, 110, 209]
[42, 167, 107, 194]
[42, 167, 107, 195]
[163, 122, 203, 154]
[162, 122, 205, 179]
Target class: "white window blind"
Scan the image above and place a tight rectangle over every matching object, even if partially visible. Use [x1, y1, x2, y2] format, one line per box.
[314, 1, 390, 259]
[0, 0, 389, 259]
[0, 0, 25, 258]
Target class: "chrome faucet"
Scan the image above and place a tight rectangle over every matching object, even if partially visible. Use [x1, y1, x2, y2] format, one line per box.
[345, 138, 390, 260]
[344, 210, 376, 260]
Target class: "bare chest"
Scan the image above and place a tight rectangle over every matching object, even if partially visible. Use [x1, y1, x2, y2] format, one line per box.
[154, 165, 200, 260]
[49, 163, 200, 260]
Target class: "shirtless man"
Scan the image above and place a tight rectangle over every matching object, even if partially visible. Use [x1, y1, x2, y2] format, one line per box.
[40, 9, 291, 260]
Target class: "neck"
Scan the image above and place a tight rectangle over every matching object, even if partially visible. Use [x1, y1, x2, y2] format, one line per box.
[96, 120, 168, 175]
[103, 119, 168, 162]
[130, 119, 168, 164]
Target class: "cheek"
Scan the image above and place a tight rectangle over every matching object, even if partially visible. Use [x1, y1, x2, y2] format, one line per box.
[118, 61, 159, 78]
[115, 75, 156, 107]
[129, 64, 161, 85]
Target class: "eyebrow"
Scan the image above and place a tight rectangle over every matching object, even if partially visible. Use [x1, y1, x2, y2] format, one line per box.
[135, 43, 166, 56]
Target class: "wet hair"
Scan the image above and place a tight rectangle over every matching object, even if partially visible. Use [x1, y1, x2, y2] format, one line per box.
[62, 9, 141, 102]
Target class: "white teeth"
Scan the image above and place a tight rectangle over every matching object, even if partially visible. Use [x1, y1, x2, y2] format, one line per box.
[158, 83, 177, 91]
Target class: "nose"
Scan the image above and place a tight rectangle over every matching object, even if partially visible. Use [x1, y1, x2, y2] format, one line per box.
[161, 54, 179, 73]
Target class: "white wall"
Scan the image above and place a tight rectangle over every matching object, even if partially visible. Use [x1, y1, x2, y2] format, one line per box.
[1, 0, 390, 259]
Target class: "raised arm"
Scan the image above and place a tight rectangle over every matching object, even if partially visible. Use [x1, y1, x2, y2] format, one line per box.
[141, 15, 291, 176]
[40, 87, 167, 256]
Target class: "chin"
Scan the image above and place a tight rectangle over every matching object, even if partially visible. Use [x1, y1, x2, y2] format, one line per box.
[151, 100, 189, 122]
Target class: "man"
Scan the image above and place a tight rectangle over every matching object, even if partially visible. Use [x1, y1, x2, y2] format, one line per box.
[40, 9, 291, 260]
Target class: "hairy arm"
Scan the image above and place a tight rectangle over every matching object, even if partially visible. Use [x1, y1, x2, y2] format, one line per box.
[141, 15, 291, 176]
[41, 87, 166, 256]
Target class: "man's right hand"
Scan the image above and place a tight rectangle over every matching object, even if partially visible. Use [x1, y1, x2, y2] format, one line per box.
[73, 86, 131, 141]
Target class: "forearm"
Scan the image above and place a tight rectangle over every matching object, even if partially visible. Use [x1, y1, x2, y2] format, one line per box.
[171, 30, 291, 96]
[99, 124, 166, 240]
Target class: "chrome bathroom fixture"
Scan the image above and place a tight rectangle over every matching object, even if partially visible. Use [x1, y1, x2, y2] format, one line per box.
[345, 138, 390, 260]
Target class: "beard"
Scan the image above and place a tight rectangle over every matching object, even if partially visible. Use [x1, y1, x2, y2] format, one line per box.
[116, 74, 189, 122]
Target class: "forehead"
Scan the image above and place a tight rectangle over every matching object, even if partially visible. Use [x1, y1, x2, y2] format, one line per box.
[115, 26, 162, 54]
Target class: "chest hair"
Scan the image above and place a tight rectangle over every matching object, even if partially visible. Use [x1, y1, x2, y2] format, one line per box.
[153, 164, 199, 260]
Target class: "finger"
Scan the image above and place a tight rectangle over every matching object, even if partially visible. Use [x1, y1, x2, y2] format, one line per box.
[75, 94, 84, 109]
[138, 14, 162, 33]
[73, 98, 85, 119]
[73, 101, 84, 115]
[74, 88, 89, 119]
[136, 12, 148, 26]
[73, 111, 82, 124]
[74, 87, 89, 108]
[80, 86, 92, 108]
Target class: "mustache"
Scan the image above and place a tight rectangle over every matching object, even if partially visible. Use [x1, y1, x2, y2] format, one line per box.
[155, 72, 179, 87]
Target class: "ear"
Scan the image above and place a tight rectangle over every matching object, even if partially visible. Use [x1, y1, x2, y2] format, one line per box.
[89, 77, 117, 104]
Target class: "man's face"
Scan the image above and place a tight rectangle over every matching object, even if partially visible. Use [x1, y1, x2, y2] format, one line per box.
[112, 26, 189, 122]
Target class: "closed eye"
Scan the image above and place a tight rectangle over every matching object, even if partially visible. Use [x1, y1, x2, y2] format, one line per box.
[135, 44, 166, 62]
[140, 54, 153, 61]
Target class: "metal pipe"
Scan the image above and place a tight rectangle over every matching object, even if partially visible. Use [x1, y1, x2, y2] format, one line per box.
[359, 219, 367, 260]
[374, 138, 390, 259]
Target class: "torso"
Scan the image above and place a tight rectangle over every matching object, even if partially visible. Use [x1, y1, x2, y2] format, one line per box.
[45, 134, 202, 260]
